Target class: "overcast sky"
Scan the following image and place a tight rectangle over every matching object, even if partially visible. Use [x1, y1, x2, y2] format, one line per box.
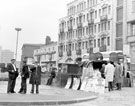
[0, 0, 72, 61]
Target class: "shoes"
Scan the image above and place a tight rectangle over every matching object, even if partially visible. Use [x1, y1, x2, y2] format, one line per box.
[30, 91, 34, 94]
[7, 91, 12, 94]
[20, 91, 26, 94]
[11, 91, 16, 93]
[36, 91, 39, 94]
[7, 91, 16, 94]
[18, 91, 22, 93]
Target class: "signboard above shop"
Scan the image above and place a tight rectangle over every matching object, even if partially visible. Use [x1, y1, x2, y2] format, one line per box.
[27, 58, 34, 65]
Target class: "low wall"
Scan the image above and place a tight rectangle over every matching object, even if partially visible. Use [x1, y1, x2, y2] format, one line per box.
[41, 72, 69, 88]
[0, 72, 8, 81]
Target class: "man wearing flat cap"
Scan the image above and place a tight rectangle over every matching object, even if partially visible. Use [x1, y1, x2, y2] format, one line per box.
[7, 59, 19, 93]
[18, 60, 29, 94]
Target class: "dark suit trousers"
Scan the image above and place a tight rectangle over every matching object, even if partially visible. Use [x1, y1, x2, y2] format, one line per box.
[19, 77, 27, 92]
[108, 82, 113, 91]
[31, 80, 39, 92]
[7, 78, 16, 93]
[116, 83, 122, 90]
[46, 77, 53, 85]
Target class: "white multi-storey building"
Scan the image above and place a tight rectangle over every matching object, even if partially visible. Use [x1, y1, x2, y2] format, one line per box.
[0, 46, 2, 63]
[127, 0, 135, 70]
[58, 0, 118, 63]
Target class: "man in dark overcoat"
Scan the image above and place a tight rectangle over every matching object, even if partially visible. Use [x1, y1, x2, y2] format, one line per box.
[18, 61, 29, 94]
[7, 59, 18, 93]
[29, 62, 41, 94]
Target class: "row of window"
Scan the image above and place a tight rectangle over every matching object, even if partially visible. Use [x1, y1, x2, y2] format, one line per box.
[68, 0, 108, 15]
[60, 5, 111, 29]
[68, 1, 86, 15]
[36, 47, 55, 54]
[59, 21, 110, 41]
[40, 54, 55, 61]
[59, 37, 110, 52]
[87, 0, 98, 8]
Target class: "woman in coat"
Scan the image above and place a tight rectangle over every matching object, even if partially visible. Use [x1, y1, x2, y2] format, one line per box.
[114, 62, 123, 90]
[29, 62, 41, 94]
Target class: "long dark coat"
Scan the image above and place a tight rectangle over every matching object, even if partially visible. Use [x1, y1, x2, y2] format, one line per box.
[21, 65, 29, 79]
[114, 64, 123, 83]
[29, 65, 41, 85]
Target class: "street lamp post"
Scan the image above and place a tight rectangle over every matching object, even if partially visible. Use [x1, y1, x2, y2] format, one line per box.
[15, 28, 22, 60]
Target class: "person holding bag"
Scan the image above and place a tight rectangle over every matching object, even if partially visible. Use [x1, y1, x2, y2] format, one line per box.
[7, 59, 19, 93]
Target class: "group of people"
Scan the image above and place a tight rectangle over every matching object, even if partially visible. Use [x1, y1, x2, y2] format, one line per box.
[101, 61, 124, 92]
[81, 60, 124, 92]
[7, 59, 41, 94]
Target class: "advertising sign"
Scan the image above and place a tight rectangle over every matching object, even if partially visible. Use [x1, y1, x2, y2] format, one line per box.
[95, 78, 105, 93]
[81, 78, 105, 93]
[80, 78, 88, 90]
[84, 78, 96, 92]
[27, 58, 34, 65]
[65, 77, 72, 89]
[72, 78, 81, 90]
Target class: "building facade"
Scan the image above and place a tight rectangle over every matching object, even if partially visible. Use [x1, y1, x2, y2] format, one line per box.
[33, 42, 58, 71]
[127, 0, 135, 70]
[21, 44, 44, 67]
[0, 46, 2, 63]
[1, 50, 14, 65]
[58, 0, 117, 63]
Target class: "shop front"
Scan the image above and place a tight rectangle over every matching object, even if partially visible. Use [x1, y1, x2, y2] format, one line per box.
[130, 43, 135, 71]
[127, 35, 135, 71]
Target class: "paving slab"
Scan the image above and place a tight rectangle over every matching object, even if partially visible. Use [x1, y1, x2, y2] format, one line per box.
[0, 78, 98, 105]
